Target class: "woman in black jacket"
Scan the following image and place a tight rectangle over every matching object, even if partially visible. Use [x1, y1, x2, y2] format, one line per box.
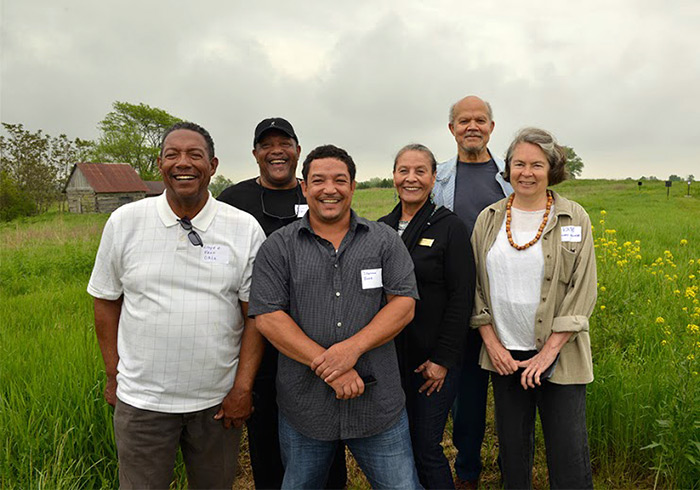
[379, 144, 475, 489]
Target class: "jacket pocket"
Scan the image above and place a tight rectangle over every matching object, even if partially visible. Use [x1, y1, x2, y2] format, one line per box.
[558, 246, 577, 285]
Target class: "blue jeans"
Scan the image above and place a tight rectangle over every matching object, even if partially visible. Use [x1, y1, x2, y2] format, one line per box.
[247, 375, 346, 489]
[452, 328, 490, 481]
[491, 373, 593, 489]
[279, 410, 422, 490]
[405, 368, 460, 489]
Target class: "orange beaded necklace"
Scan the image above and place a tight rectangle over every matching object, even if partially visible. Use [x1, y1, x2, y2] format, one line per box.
[505, 190, 553, 251]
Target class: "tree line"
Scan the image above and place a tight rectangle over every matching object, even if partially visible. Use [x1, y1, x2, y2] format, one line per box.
[2, 100, 604, 221]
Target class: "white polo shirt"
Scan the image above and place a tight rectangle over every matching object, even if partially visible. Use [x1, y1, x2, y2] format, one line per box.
[88, 192, 265, 413]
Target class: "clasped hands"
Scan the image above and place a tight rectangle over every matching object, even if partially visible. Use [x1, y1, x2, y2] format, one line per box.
[310, 341, 365, 400]
[485, 340, 558, 390]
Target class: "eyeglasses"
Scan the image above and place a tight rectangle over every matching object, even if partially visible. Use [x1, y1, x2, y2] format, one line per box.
[260, 186, 303, 220]
[177, 216, 203, 247]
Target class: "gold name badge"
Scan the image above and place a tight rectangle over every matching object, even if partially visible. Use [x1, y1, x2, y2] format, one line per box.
[418, 238, 434, 247]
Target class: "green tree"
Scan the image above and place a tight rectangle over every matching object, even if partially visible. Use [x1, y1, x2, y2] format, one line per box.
[93, 101, 182, 180]
[563, 146, 584, 179]
[209, 175, 234, 198]
[0, 123, 92, 216]
[1, 123, 57, 214]
[0, 170, 35, 221]
[668, 174, 682, 182]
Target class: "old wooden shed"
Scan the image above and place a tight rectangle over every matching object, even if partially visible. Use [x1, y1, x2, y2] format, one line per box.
[64, 163, 149, 213]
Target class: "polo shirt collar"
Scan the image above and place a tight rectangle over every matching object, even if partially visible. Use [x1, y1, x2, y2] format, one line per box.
[156, 191, 218, 231]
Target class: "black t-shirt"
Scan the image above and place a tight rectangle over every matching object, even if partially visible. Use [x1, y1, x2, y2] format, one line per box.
[217, 178, 306, 237]
[217, 177, 307, 380]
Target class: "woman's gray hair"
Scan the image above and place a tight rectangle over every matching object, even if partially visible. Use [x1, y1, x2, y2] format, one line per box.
[503, 127, 568, 185]
[393, 144, 438, 173]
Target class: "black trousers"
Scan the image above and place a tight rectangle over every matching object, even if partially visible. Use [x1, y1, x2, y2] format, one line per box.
[491, 373, 593, 490]
[247, 375, 347, 489]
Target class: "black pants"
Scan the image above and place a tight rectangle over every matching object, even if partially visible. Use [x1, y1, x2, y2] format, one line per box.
[247, 375, 347, 489]
[491, 372, 593, 490]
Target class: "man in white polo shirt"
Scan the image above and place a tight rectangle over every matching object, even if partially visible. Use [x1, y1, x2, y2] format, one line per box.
[88, 122, 266, 489]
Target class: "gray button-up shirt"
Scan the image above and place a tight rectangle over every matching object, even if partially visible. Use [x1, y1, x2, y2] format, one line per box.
[249, 210, 418, 440]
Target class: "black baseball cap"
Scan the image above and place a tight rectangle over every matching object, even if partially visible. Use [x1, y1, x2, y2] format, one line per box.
[253, 118, 299, 146]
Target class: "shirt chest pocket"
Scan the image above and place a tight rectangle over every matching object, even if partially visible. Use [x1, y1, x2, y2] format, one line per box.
[557, 246, 577, 285]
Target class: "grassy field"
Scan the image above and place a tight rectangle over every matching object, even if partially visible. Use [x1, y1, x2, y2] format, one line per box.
[1, 179, 698, 489]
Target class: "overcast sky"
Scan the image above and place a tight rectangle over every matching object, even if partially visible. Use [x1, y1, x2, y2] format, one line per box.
[2, 0, 699, 182]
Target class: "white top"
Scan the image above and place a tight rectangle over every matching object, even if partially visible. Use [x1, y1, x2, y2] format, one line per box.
[486, 206, 550, 350]
[88, 192, 265, 413]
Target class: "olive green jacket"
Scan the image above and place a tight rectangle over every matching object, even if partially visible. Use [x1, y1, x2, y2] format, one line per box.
[470, 191, 596, 384]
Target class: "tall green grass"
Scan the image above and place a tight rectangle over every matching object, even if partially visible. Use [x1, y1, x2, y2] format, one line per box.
[1, 182, 698, 488]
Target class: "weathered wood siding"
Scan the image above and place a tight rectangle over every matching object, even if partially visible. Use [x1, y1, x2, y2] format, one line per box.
[96, 192, 146, 213]
[66, 189, 97, 213]
[65, 169, 92, 190]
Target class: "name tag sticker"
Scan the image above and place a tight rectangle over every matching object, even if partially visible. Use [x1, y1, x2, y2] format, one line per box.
[295, 204, 309, 217]
[361, 268, 383, 289]
[202, 244, 230, 264]
[418, 238, 434, 247]
[561, 226, 582, 242]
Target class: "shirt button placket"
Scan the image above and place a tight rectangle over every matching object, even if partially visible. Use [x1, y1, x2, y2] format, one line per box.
[332, 256, 342, 332]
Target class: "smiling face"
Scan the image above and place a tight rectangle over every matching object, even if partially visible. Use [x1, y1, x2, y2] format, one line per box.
[301, 157, 355, 226]
[393, 150, 436, 208]
[449, 96, 495, 162]
[253, 129, 301, 189]
[158, 129, 218, 213]
[509, 142, 550, 202]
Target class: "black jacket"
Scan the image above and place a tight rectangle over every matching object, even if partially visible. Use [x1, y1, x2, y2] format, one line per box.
[379, 200, 475, 375]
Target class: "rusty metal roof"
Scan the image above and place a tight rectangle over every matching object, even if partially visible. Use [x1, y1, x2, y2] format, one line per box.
[143, 180, 166, 196]
[75, 163, 149, 193]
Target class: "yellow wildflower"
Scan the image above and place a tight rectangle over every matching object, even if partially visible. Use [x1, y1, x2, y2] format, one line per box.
[690, 275, 696, 280]
[600, 305, 606, 311]
[680, 239, 688, 246]
[674, 290, 681, 295]
[600, 210, 607, 216]
[688, 354, 695, 361]
[661, 340, 667, 346]
[606, 229, 616, 235]
[600, 286, 606, 292]
[656, 317, 665, 324]
[688, 324, 699, 334]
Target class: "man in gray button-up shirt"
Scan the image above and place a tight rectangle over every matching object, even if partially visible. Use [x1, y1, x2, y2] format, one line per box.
[249, 144, 422, 489]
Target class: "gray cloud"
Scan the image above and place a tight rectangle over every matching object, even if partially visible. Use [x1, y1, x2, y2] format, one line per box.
[2, 0, 698, 182]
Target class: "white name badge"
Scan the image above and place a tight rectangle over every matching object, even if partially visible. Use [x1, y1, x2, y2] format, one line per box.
[202, 244, 230, 264]
[361, 268, 383, 289]
[560, 226, 582, 242]
[295, 204, 309, 217]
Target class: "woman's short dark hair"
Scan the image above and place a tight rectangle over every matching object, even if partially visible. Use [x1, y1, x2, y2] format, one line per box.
[393, 144, 437, 173]
[503, 127, 568, 186]
[302, 145, 356, 181]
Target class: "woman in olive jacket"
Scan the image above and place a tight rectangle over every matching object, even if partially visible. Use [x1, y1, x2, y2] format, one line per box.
[379, 144, 474, 490]
[471, 128, 596, 489]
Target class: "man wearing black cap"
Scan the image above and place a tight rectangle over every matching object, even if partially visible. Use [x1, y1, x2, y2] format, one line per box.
[218, 118, 346, 489]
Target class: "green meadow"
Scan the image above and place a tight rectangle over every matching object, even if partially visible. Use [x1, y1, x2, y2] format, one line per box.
[1, 179, 698, 489]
